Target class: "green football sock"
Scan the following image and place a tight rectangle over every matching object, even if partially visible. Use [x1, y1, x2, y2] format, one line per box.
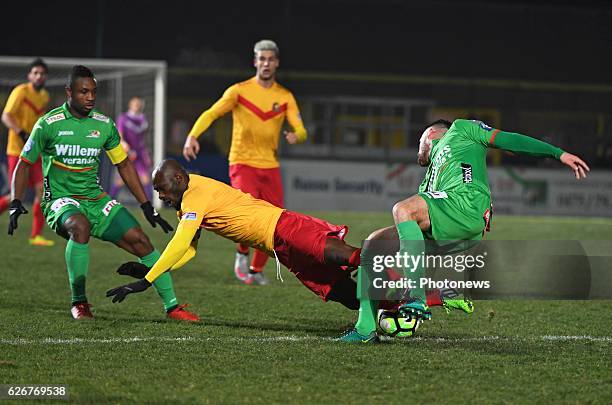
[139, 250, 178, 312]
[65, 240, 90, 304]
[354, 250, 378, 335]
[396, 220, 426, 302]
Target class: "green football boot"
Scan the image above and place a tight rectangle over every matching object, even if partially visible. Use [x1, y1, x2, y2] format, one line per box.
[335, 328, 379, 343]
[442, 297, 474, 315]
[399, 298, 432, 321]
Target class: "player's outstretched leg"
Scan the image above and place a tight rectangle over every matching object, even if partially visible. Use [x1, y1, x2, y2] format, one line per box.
[110, 210, 199, 322]
[393, 195, 432, 321]
[62, 213, 94, 319]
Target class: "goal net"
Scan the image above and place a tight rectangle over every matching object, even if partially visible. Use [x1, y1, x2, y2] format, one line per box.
[0, 56, 166, 206]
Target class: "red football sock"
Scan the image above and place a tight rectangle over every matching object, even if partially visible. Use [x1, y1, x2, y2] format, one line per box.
[426, 289, 443, 307]
[348, 248, 361, 268]
[31, 198, 44, 238]
[236, 243, 249, 255]
[250, 249, 268, 273]
[0, 195, 9, 214]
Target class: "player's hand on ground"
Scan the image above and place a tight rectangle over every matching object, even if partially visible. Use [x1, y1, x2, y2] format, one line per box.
[560, 152, 590, 179]
[284, 130, 298, 144]
[8, 199, 28, 235]
[183, 135, 200, 161]
[140, 201, 174, 233]
[106, 278, 151, 303]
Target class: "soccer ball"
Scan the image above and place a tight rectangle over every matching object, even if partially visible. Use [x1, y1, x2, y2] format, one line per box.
[377, 309, 421, 337]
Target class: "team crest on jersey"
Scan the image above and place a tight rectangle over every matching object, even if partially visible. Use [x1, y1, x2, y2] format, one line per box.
[87, 130, 101, 138]
[45, 113, 66, 125]
[472, 120, 493, 131]
[92, 112, 110, 123]
[182, 212, 197, 220]
[272, 102, 281, 113]
[23, 137, 33, 153]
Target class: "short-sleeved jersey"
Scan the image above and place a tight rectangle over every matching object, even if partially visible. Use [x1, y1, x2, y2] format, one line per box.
[3, 83, 49, 156]
[178, 174, 284, 253]
[419, 119, 498, 199]
[20, 103, 126, 201]
[188, 77, 306, 169]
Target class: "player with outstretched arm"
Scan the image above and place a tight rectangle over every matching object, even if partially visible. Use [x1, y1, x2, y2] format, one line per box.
[338, 119, 590, 342]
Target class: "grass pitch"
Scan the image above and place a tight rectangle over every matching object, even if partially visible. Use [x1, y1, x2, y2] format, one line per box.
[1, 211, 611, 404]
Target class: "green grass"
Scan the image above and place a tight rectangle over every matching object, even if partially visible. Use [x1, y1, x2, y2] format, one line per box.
[1, 211, 612, 404]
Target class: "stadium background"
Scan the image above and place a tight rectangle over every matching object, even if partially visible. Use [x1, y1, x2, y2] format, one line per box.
[1, 1, 612, 217]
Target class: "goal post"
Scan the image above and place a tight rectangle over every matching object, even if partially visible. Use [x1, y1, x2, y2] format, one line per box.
[0, 56, 166, 207]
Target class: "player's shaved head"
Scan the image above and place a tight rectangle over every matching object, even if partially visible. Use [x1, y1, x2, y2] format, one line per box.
[418, 119, 452, 167]
[153, 159, 190, 210]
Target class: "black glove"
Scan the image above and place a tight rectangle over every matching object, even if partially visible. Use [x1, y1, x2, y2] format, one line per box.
[140, 201, 173, 233]
[106, 278, 151, 303]
[8, 199, 28, 235]
[117, 261, 150, 279]
[18, 130, 29, 143]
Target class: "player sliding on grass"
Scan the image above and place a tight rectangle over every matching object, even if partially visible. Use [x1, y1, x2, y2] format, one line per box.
[106, 160, 471, 317]
[7, 65, 199, 322]
[338, 118, 590, 342]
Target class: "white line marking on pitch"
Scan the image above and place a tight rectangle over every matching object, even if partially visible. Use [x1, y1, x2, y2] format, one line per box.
[0, 335, 611, 345]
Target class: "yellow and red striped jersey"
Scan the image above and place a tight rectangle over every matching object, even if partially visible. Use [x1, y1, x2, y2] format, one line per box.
[188, 77, 307, 169]
[3, 83, 49, 156]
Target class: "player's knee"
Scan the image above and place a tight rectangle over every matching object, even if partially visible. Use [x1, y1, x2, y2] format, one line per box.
[64, 216, 91, 242]
[392, 199, 418, 222]
[126, 227, 153, 248]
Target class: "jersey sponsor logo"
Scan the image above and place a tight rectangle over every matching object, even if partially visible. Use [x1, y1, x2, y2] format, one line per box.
[92, 112, 110, 123]
[102, 199, 120, 216]
[45, 113, 66, 125]
[50, 197, 80, 213]
[461, 163, 473, 183]
[182, 212, 198, 220]
[424, 191, 448, 199]
[87, 130, 101, 138]
[58, 130, 74, 136]
[54, 144, 101, 165]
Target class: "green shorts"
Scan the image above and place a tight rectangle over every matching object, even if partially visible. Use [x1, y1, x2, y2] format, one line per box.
[42, 195, 140, 243]
[419, 190, 490, 241]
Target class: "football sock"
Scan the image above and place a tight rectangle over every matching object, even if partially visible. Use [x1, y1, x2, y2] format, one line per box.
[31, 197, 44, 238]
[250, 249, 268, 272]
[426, 289, 443, 306]
[237, 243, 249, 255]
[354, 245, 378, 335]
[0, 195, 9, 214]
[348, 248, 361, 268]
[139, 249, 178, 311]
[65, 240, 90, 304]
[396, 220, 426, 302]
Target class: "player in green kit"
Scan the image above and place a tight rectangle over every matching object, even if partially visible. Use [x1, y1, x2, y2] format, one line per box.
[7, 65, 199, 321]
[339, 118, 590, 342]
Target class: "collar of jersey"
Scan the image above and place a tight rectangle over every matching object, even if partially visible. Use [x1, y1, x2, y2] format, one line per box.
[61, 102, 94, 119]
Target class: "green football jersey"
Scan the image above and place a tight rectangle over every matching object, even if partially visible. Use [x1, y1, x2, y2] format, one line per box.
[21, 102, 122, 201]
[419, 119, 496, 199]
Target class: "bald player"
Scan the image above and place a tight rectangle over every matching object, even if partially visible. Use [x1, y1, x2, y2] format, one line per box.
[182, 39, 307, 286]
[106, 159, 361, 310]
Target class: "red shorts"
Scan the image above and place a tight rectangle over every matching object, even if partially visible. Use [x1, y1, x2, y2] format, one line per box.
[8, 156, 43, 188]
[229, 164, 284, 208]
[273, 211, 349, 301]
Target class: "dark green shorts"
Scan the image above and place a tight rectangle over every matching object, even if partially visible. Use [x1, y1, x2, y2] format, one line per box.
[419, 190, 490, 241]
[42, 195, 140, 243]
